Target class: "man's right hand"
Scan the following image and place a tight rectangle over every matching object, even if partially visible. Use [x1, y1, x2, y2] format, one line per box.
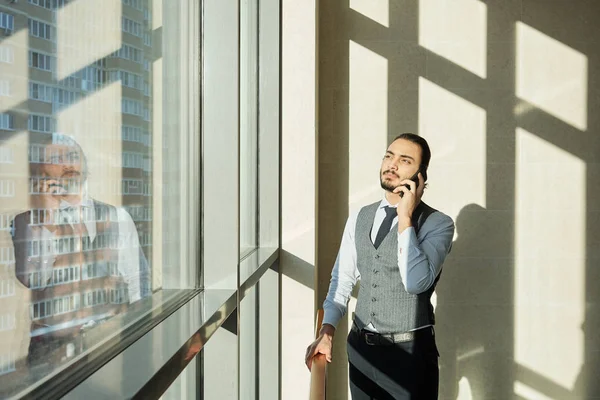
[304, 324, 335, 371]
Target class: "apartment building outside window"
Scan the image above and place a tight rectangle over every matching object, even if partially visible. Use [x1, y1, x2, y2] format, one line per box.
[122, 17, 142, 37]
[0, 12, 14, 32]
[0, 353, 15, 376]
[0, 46, 13, 64]
[28, 0, 65, 10]
[0, 279, 15, 298]
[0, 314, 15, 332]
[0, 247, 13, 265]
[0, 147, 12, 164]
[0, 180, 14, 198]
[122, 0, 142, 11]
[112, 70, 143, 90]
[28, 18, 55, 41]
[122, 98, 143, 116]
[112, 44, 142, 63]
[0, 0, 281, 398]
[83, 289, 107, 308]
[0, 113, 13, 130]
[0, 80, 9, 96]
[28, 114, 55, 133]
[29, 51, 55, 72]
[30, 82, 54, 103]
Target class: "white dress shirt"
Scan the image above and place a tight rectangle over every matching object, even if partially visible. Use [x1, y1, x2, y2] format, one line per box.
[322, 196, 455, 332]
[35, 195, 149, 303]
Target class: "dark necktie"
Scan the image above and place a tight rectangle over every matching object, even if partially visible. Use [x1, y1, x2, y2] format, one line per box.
[373, 206, 397, 249]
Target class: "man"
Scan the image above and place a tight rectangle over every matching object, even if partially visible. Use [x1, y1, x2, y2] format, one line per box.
[305, 133, 455, 398]
[9, 133, 151, 368]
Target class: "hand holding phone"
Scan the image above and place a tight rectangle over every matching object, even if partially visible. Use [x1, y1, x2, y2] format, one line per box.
[398, 169, 421, 198]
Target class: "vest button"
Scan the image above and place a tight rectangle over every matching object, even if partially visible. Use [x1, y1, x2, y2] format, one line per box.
[371, 297, 376, 302]
[371, 312, 376, 317]
[372, 283, 377, 288]
[374, 254, 380, 259]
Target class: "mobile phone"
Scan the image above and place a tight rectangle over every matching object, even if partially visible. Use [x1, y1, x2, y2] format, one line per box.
[398, 168, 421, 198]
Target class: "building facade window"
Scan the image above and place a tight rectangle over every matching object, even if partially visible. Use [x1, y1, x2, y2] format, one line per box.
[29, 51, 55, 72]
[28, 0, 64, 10]
[0, 180, 14, 198]
[122, 0, 143, 11]
[122, 98, 143, 116]
[0, 80, 10, 96]
[0, 279, 15, 298]
[81, 66, 106, 92]
[110, 287, 129, 304]
[123, 151, 144, 169]
[0, 113, 14, 130]
[30, 82, 54, 103]
[112, 45, 142, 63]
[83, 289, 107, 308]
[53, 265, 81, 286]
[0, 12, 14, 32]
[112, 70, 143, 90]
[54, 88, 80, 108]
[0, 247, 14, 265]
[28, 114, 55, 133]
[0, 352, 16, 377]
[0, 313, 15, 332]
[122, 125, 143, 143]
[0, 147, 12, 164]
[28, 19, 55, 41]
[122, 17, 142, 37]
[0, 46, 14, 64]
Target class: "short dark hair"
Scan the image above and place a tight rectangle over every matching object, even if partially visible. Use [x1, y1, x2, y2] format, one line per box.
[392, 133, 431, 182]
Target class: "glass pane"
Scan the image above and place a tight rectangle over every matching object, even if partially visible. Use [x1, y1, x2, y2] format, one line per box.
[240, 0, 259, 258]
[0, 0, 200, 397]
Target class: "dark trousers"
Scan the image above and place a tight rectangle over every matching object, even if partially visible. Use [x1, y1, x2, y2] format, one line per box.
[347, 327, 439, 399]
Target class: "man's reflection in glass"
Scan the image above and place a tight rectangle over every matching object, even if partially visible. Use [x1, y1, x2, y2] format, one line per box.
[10, 133, 151, 369]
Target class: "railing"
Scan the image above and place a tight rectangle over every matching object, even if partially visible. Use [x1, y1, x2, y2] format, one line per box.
[309, 309, 327, 400]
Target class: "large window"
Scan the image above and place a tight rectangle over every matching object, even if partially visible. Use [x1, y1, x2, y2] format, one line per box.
[0, 0, 281, 398]
[0, 0, 201, 398]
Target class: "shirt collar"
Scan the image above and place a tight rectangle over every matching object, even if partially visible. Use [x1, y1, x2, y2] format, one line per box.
[378, 195, 396, 209]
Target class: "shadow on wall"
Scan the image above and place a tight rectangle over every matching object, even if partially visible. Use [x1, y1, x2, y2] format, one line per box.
[280, 250, 315, 291]
[436, 204, 513, 399]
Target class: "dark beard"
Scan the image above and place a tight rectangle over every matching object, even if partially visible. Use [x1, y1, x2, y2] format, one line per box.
[380, 172, 399, 192]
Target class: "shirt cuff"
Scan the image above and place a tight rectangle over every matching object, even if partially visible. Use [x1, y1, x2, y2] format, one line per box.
[322, 303, 345, 329]
[397, 226, 419, 256]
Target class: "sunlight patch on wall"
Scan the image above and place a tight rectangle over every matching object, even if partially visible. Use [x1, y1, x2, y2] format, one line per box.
[56, 82, 123, 207]
[350, 0, 389, 27]
[56, 0, 122, 80]
[515, 127, 585, 389]
[516, 22, 588, 131]
[457, 376, 474, 400]
[0, 30, 28, 111]
[418, 77, 486, 225]
[514, 381, 555, 400]
[419, 0, 487, 78]
[349, 40, 388, 211]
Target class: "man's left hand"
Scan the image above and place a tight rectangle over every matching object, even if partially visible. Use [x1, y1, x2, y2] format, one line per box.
[393, 172, 424, 221]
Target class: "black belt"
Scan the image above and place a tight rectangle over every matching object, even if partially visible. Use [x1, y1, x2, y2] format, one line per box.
[351, 322, 433, 346]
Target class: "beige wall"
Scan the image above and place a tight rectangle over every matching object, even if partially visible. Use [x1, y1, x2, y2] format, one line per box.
[314, 0, 600, 399]
[281, 0, 317, 399]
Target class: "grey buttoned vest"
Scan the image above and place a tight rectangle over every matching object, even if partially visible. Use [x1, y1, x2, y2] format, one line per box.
[354, 201, 438, 333]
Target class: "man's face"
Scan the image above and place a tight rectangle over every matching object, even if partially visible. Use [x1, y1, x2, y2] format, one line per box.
[37, 144, 84, 179]
[34, 143, 85, 196]
[379, 139, 422, 192]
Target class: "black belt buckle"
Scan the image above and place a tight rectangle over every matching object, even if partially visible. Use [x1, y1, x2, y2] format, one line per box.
[363, 331, 379, 346]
